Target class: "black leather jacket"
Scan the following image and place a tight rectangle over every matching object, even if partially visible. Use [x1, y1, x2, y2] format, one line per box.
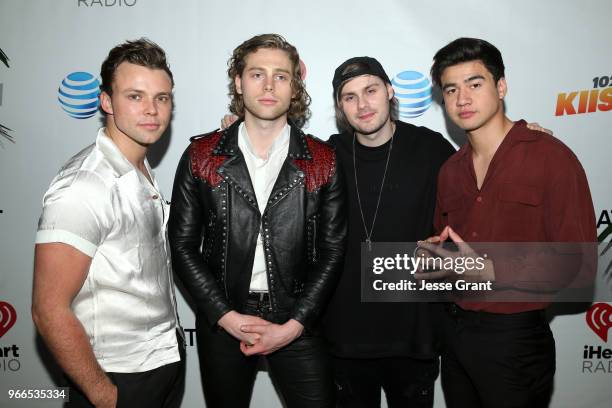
[169, 121, 346, 329]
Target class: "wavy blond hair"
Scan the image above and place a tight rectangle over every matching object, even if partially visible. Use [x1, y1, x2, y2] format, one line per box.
[227, 34, 311, 128]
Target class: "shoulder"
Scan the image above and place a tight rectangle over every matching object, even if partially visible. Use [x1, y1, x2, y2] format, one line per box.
[304, 133, 335, 154]
[395, 121, 453, 150]
[188, 129, 224, 158]
[44, 144, 114, 203]
[394, 121, 456, 166]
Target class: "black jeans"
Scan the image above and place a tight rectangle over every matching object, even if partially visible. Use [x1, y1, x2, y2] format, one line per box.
[441, 304, 555, 408]
[196, 293, 335, 408]
[333, 356, 438, 408]
[66, 331, 186, 408]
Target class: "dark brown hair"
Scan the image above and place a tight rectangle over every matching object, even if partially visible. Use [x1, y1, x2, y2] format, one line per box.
[100, 38, 173, 95]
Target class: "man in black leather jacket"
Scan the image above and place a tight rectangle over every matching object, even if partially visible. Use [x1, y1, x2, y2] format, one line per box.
[168, 34, 346, 408]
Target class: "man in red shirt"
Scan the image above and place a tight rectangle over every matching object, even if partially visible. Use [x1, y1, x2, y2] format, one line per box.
[418, 37, 597, 408]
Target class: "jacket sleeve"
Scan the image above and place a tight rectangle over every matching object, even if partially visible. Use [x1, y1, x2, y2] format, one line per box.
[289, 152, 347, 329]
[168, 148, 232, 326]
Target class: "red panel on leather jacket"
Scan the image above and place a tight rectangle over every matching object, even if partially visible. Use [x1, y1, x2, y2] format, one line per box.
[189, 132, 225, 186]
[294, 137, 337, 193]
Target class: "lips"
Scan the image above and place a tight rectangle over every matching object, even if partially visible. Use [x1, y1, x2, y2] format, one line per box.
[258, 98, 278, 106]
[358, 112, 376, 121]
[139, 123, 160, 130]
[458, 111, 476, 119]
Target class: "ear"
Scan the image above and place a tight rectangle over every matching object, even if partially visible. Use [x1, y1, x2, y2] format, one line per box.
[100, 91, 113, 115]
[386, 83, 395, 101]
[497, 77, 507, 100]
[234, 75, 242, 95]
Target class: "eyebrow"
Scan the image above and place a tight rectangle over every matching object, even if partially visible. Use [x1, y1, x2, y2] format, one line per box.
[442, 74, 486, 91]
[246, 66, 291, 75]
[121, 88, 172, 97]
[340, 83, 381, 97]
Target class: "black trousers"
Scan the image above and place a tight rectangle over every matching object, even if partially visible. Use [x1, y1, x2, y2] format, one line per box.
[196, 293, 335, 408]
[441, 304, 555, 408]
[66, 332, 186, 408]
[333, 356, 438, 408]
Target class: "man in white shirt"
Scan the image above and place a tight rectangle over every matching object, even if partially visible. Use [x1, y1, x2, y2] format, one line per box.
[169, 34, 346, 408]
[33, 38, 184, 408]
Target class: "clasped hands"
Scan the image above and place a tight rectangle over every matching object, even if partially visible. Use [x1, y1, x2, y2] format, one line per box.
[217, 310, 304, 356]
[414, 225, 495, 282]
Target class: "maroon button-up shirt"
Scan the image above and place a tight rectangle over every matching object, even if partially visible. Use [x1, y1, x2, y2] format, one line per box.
[434, 120, 597, 313]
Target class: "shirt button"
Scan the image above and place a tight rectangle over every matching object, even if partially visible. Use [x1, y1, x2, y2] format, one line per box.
[476, 196, 482, 203]
[152, 194, 159, 200]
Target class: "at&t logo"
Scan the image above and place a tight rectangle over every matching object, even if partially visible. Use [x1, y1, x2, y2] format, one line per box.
[58, 72, 101, 119]
[0, 301, 20, 373]
[391, 70, 433, 119]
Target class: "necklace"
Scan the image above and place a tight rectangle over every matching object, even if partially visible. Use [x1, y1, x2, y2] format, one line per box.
[352, 133, 394, 251]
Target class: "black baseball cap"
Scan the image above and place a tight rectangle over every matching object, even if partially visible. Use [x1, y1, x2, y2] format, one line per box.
[332, 56, 391, 99]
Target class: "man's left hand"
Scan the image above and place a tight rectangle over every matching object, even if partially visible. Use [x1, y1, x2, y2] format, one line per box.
[526, 122, 553, 135]
[414, 226, 495, 282]
[239, 319, 304, 356]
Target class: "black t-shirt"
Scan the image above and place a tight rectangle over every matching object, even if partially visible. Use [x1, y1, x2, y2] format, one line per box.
[323, 120, 455, 359]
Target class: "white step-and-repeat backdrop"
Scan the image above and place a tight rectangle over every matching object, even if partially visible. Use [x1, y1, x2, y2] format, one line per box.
[1, 1, 611, 407]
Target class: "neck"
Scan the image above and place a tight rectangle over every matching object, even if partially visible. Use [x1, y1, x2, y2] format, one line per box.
[467, 114, 514, 159]
[104, 119, 147, 171]
[243, 112, 288, 159]
[355, 118, 395, 147]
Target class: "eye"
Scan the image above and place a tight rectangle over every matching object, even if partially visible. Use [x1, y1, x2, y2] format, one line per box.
[128, 94, 142, 101]
[252, 72, 263, 79]
[157, 95, 171, 103]
[275, 74, 287, 81]
[367, 88, 377, 94]
[445, 88, 456, 95]
[342, 95, 354, 103]
[470, 82, 482, 89]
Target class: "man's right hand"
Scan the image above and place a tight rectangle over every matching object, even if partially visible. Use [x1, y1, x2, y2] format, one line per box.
[217, 310, 271, 345]
[220, 114, 239, 130]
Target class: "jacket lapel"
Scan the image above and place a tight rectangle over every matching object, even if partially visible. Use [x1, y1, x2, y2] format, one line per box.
[214, 121, 259, 212]
[265, 124, 312, 211]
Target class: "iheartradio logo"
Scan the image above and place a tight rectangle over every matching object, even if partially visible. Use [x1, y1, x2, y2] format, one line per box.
[0, 301, 17, 338]
[586, 303, 612, 342]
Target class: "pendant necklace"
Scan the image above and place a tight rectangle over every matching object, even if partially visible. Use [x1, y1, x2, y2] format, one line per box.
[352, 132, 394, 251]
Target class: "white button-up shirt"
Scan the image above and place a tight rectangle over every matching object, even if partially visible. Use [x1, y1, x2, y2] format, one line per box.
[36, 128, 180, 373]
[238, 122, 290, 292]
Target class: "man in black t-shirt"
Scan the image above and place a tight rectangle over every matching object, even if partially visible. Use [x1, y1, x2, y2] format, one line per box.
[323, 57, 455, 408]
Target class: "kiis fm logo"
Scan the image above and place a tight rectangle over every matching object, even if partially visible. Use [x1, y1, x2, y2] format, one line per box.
[555, 75, 612, 116]
[0, 301, 20, 373]
[582, 303, 612, 374]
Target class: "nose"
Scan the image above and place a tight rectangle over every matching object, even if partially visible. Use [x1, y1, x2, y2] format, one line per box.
[144, 98, 159, 115]
[457, 87, 470, 107]
[357, 95, 368, 110]
[264, 77, 274, 92]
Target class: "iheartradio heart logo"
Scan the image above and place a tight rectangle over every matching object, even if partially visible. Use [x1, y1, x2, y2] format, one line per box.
[586, 303, 612, 342]
[0, 301, 17, 338]
[0, 301, 17, 337]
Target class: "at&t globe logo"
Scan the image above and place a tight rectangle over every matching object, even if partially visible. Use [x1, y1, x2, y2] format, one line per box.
[391, 70, 433, 119]
[58, 72, 101, 119]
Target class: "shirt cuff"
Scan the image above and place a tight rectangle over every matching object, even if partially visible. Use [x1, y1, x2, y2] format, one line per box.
[35, 229, 97, 258]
